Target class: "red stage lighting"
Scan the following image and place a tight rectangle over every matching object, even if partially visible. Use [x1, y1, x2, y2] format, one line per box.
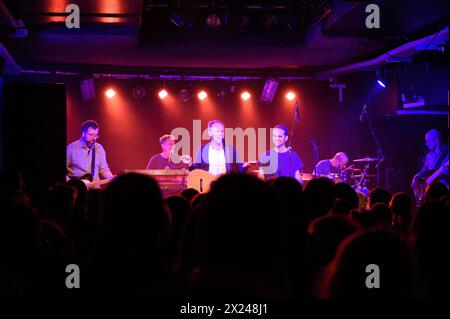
[197, 90, 208, 100]
[105, 88, 116, 99]
[241, 91, 251, 101]
[158, 89, 168, 99]
[285, 91, 296, 101]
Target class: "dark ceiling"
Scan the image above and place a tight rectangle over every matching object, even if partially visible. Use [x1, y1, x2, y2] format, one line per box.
[0, 0, 448, 75]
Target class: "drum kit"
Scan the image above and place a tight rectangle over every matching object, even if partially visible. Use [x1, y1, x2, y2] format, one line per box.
[300, 156, 379, 195]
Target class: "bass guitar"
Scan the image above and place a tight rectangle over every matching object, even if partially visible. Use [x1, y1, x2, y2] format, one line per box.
[413, 160, 449, 206]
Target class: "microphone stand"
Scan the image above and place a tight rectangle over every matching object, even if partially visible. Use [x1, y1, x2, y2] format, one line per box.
[311, 139, 319, 174]
[288, 102, 299, 178]
[361, 105, 385, 187]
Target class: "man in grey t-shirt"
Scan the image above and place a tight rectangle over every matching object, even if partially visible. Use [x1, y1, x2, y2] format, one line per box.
[66, 120, 114, 185]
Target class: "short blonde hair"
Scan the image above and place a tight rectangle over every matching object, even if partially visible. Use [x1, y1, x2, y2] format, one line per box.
[207, 120, 224, 129]
[159, 134, 176, 145]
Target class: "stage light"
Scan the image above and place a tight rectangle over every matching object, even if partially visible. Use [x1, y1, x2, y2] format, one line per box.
[261, 78, 279, 102]
[132, 86, 146, 100]
[197, 90, 208, 100]
[178, 89, 191, 102]
[158, 89, 168, 99]
[105, 88, 116, 99]
[263, 13, 278, 29]
[206, 14, 222, 28]
[377, 80, 386, 88]
[80, 79, 95, 101]
[376, 66, 392, 89]
[169, 12, 193, 30]
[241, 91, 251, 101]
[285, 92, 296, 101]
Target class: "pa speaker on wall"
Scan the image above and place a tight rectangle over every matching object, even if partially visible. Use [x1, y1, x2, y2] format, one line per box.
[80, 78, 95, 101]
[2, 82, 67, 209]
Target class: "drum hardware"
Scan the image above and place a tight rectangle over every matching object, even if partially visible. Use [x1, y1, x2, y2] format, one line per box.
[353, 157, 379, 162]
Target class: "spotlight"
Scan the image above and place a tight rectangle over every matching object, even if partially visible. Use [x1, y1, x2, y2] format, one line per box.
[263, 13, 278, 30]
[207, 14, 222, 28]
[197, 90, 208, 100]
[158, 89, 168, 100]
[241, 91, 251, 101]
[178, 89, 191, 102]
[105, 88, 116, 99]
[377, 80, 386, 88]
[376, 66, 392, 89]
[80, 79, 95, 101]
[170, 12, 184, 28]
[285, 92, 296, 101]
[169, 12, 193, 29]
[132, 86, 146, 100]
[261, 78, 279, 102]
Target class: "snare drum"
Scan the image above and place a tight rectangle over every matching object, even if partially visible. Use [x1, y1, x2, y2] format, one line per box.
[324, 173, 345, 183]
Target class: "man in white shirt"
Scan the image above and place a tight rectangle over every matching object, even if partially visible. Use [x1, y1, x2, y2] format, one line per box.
[193, 120, 244, 175]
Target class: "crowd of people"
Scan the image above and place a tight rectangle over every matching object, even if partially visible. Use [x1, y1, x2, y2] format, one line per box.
[1, 168, 448, 299]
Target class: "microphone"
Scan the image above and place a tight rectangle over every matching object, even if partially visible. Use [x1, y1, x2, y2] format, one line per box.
[294, 101, 300, 121]
[359, 104, 367, 122]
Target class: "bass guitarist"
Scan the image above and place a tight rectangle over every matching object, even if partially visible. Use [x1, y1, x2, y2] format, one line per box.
[411, 129, 449, 201]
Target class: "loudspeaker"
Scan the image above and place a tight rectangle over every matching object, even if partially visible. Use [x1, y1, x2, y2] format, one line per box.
[80, 78, 95, 101]
[2, 82, 67, 210]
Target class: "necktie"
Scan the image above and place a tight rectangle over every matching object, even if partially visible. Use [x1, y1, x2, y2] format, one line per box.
[90, 145, 96, 179]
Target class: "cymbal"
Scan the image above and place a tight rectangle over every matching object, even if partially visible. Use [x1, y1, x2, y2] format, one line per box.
[353, 157, 379, 162]
[353, 174, 376, 178]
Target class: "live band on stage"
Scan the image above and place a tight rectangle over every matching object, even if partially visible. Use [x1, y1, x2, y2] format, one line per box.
[67, 119, 449, 202]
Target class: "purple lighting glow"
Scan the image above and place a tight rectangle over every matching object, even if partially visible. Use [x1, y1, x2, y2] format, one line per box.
[377, 80, 386, 88]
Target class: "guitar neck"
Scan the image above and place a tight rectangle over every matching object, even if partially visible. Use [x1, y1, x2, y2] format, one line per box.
[425, 160, 449, 186]
[88, 178, 113, 189]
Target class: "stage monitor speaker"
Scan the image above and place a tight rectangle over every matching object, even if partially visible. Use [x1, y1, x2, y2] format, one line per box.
[80, 78, 95, 101]
[2, 82, 67, 210]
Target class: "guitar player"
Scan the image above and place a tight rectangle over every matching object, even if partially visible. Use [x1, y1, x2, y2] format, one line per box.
[411, 129, 449, 196]
[66, 120, 114, 187]
[193, 120, 246, 175]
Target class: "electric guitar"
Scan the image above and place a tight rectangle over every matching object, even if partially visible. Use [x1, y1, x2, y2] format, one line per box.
[71, 173, 114, 189]
[413, 159, 449, 206]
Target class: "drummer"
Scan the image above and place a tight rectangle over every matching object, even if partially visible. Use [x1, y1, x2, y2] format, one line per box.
[314, 152, 349, 177]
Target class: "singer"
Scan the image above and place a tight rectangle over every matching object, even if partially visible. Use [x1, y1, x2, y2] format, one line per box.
[66, 120, 114, 184]
[258, 124, 304, 181]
